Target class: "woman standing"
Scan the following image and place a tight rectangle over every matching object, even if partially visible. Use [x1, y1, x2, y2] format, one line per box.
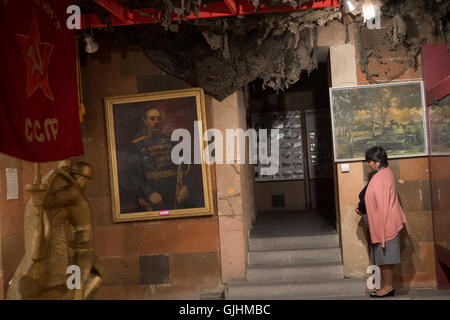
[355, 146, 407, 298]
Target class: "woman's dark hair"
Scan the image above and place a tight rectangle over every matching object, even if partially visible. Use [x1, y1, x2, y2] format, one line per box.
[365, 146, 389, 168]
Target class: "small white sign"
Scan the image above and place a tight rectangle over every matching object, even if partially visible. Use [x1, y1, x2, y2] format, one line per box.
[159, 210, 170, 216]
[341, 163, 350, 173]
[6, 168, 19, 200]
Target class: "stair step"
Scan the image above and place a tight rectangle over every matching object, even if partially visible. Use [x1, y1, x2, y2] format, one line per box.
[248, 247, 342, 266]
[225, 278, 366, 300]
[247, 261, 344, 282]
[249, 233, 339, 251]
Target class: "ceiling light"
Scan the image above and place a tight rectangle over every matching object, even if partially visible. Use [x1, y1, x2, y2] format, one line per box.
[342, 0, 358, 14]
[362, 0, 381, 29]
[362, 0, 378, 20]
[84, 33, 99, 54]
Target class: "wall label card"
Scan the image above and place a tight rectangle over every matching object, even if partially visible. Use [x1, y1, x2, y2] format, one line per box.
[6, 168, 19, 200]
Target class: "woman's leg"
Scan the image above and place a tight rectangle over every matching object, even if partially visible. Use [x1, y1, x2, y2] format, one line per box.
[376, 264, 394, 295]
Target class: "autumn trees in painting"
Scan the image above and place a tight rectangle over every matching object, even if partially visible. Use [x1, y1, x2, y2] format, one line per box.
[330, 82, 427, 161]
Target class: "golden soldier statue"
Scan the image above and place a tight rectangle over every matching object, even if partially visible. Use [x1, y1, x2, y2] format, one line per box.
[7, 162, 104, 300]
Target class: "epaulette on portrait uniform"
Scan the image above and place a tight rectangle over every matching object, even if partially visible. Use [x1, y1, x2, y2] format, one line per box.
[132, 135, 147, 144]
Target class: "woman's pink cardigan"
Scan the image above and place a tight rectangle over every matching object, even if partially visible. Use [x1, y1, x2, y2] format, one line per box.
[365, 167, 407, 248]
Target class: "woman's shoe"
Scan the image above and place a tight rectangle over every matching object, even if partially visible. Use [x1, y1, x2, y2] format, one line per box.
[370, 288, 395, 298]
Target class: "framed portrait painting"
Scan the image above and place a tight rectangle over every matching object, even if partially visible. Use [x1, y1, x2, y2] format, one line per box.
[105, 88, 214, 222]
[329, 81, 428, 162]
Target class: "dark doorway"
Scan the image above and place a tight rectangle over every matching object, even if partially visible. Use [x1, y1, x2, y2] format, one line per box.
[247, 49, 336, 236]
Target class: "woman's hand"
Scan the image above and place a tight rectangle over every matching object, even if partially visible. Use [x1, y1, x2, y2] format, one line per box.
[355, 206, 362, 216]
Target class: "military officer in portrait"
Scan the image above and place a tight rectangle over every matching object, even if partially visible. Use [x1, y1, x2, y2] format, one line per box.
[128, 107, 190, 212]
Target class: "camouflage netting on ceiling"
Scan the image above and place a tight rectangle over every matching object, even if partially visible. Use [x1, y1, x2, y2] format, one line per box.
[358, 0, 450, 83]
[141, 9, 342, 100]
[79, 0, 449, 100]
[89, 5, 342, 100]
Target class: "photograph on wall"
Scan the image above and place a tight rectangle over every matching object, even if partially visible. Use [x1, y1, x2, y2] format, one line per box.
[329, 81, 427, 161]
[251, 111, 304, 181]
[429, 95, 450, 155]
[105, 88, 214, 222]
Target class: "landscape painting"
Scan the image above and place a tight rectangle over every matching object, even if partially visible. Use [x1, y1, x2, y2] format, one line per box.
[329, 81, 427, 161]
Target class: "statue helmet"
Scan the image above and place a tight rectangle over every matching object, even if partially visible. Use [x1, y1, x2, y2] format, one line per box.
[69, 162, 93, 179]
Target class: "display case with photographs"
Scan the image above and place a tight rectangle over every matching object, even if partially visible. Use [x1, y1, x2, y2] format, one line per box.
[305, 109, 333, 179]
[252, 111, 304, 182]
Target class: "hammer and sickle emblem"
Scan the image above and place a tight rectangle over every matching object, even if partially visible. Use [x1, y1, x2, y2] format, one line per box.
[28, 45, 44, 76]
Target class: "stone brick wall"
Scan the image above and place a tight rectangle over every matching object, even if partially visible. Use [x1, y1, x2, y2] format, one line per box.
[212, 92, 254, 283]
[0, 35, 222, 299]
[430, 157, 450, 248]
[0, 156, 26, 300]
[334, 21, 438, 288]
[80, 39, 222, 299]
[390, 158, 436, 287]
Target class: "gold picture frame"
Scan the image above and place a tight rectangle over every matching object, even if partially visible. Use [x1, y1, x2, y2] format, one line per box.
[105, 88, 214, 222]
[329, 81, 428, 162]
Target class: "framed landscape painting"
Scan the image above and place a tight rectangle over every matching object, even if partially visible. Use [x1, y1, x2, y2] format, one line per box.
[104, 88, 214, 222]
[329, 81, 428, 162]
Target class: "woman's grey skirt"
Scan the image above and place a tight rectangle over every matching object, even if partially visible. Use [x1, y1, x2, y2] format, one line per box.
[362, 214, 402, 265]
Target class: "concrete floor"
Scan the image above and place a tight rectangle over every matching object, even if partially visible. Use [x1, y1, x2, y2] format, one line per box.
[323, 288, 450, 300]
[202, 287, 450, 300]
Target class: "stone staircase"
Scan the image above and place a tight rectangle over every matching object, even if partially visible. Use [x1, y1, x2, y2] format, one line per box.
[225, 232, 367, 299]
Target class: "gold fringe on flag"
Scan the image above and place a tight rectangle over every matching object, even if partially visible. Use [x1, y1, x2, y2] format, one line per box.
[76, 40, 86, 123]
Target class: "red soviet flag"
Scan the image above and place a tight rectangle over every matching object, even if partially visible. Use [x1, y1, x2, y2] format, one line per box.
[0, 0, 83, 162]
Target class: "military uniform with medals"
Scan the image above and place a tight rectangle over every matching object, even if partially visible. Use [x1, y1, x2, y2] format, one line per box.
[129, 132, 185, 211]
